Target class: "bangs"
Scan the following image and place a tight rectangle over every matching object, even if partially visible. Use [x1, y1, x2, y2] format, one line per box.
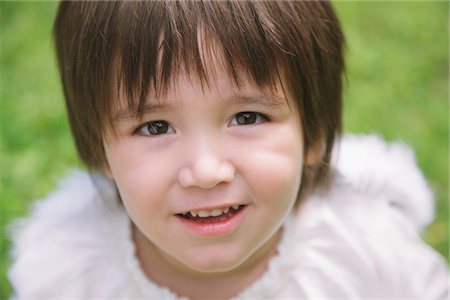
[110, 1, 293, 122]
[54, 0, 344, 173]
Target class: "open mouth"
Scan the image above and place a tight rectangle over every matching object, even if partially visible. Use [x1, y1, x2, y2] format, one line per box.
[176, 205, 246, 223]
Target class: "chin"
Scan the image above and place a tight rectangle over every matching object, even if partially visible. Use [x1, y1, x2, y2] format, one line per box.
[181, 248, 250, 274]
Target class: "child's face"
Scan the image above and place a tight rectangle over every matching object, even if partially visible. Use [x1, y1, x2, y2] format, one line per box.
[104, 67, 304, 274]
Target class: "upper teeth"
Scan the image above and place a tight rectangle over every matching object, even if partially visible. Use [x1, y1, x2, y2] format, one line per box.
[183, 205, 240, 218]
[199, 209, 222, 217]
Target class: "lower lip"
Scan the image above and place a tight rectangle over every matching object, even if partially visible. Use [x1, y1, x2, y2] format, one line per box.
[175, 206, 248, 236]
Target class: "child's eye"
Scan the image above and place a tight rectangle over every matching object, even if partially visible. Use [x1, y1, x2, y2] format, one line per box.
[135, 120, 175, 136]
[229, 112, 269, 126]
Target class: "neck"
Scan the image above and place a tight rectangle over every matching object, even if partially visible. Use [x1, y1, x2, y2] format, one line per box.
[133, 225, 281, 300]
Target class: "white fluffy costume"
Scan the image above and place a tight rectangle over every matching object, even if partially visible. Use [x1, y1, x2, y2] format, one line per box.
[8, 135, 449, 299]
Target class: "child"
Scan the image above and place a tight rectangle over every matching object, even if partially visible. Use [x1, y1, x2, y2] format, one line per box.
[8, 1, 448, 299]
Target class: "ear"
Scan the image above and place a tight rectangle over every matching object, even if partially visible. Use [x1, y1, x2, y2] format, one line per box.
[305, 139, 324, 166]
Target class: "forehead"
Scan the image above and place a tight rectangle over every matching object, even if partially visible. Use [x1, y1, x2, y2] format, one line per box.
[101, 1, 313, 133]
[106, 3, 287, 120]
[112, 63, 291, 122]
[109, 22, 293, 115]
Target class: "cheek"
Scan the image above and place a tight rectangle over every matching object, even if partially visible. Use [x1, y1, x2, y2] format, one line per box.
[251, 153, 302, 207]
[240, 125, 304, 204]
[104, 140, 175, 212]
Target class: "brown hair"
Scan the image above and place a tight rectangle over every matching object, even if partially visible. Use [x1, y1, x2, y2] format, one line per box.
[53, 0, 345, 200]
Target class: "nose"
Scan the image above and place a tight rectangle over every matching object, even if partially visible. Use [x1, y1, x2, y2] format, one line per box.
[178, 140, 235, 189]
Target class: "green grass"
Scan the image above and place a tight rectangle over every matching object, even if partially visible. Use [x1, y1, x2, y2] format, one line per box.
[1, 1, 448, 298]
[1, 2, 82, 297]
[334, 1, 449, 260]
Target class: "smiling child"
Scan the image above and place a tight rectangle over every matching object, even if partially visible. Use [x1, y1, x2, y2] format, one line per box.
[8, 1, 448, 299]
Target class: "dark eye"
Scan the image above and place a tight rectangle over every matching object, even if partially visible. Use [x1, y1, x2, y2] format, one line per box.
[230, 112, 268, 126]
[136, 120, 174, 136]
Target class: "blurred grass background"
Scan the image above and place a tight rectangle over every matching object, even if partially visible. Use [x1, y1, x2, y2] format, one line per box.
[0, 1, 448, 298]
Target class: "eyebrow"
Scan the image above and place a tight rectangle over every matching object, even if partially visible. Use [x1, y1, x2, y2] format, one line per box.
[113, 92, 288, 121]
[227, 93, 288, 108]
[114, 102, 176, 121]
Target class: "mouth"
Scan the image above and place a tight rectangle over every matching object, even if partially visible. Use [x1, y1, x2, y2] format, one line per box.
[176, 205, 246, 223]
[175, 205, 248, 236]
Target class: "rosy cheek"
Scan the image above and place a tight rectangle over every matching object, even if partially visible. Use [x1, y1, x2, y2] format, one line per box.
[255, 156, 301, 199]
[106, 146, 149, 199]
[250, 132, 303, 194]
